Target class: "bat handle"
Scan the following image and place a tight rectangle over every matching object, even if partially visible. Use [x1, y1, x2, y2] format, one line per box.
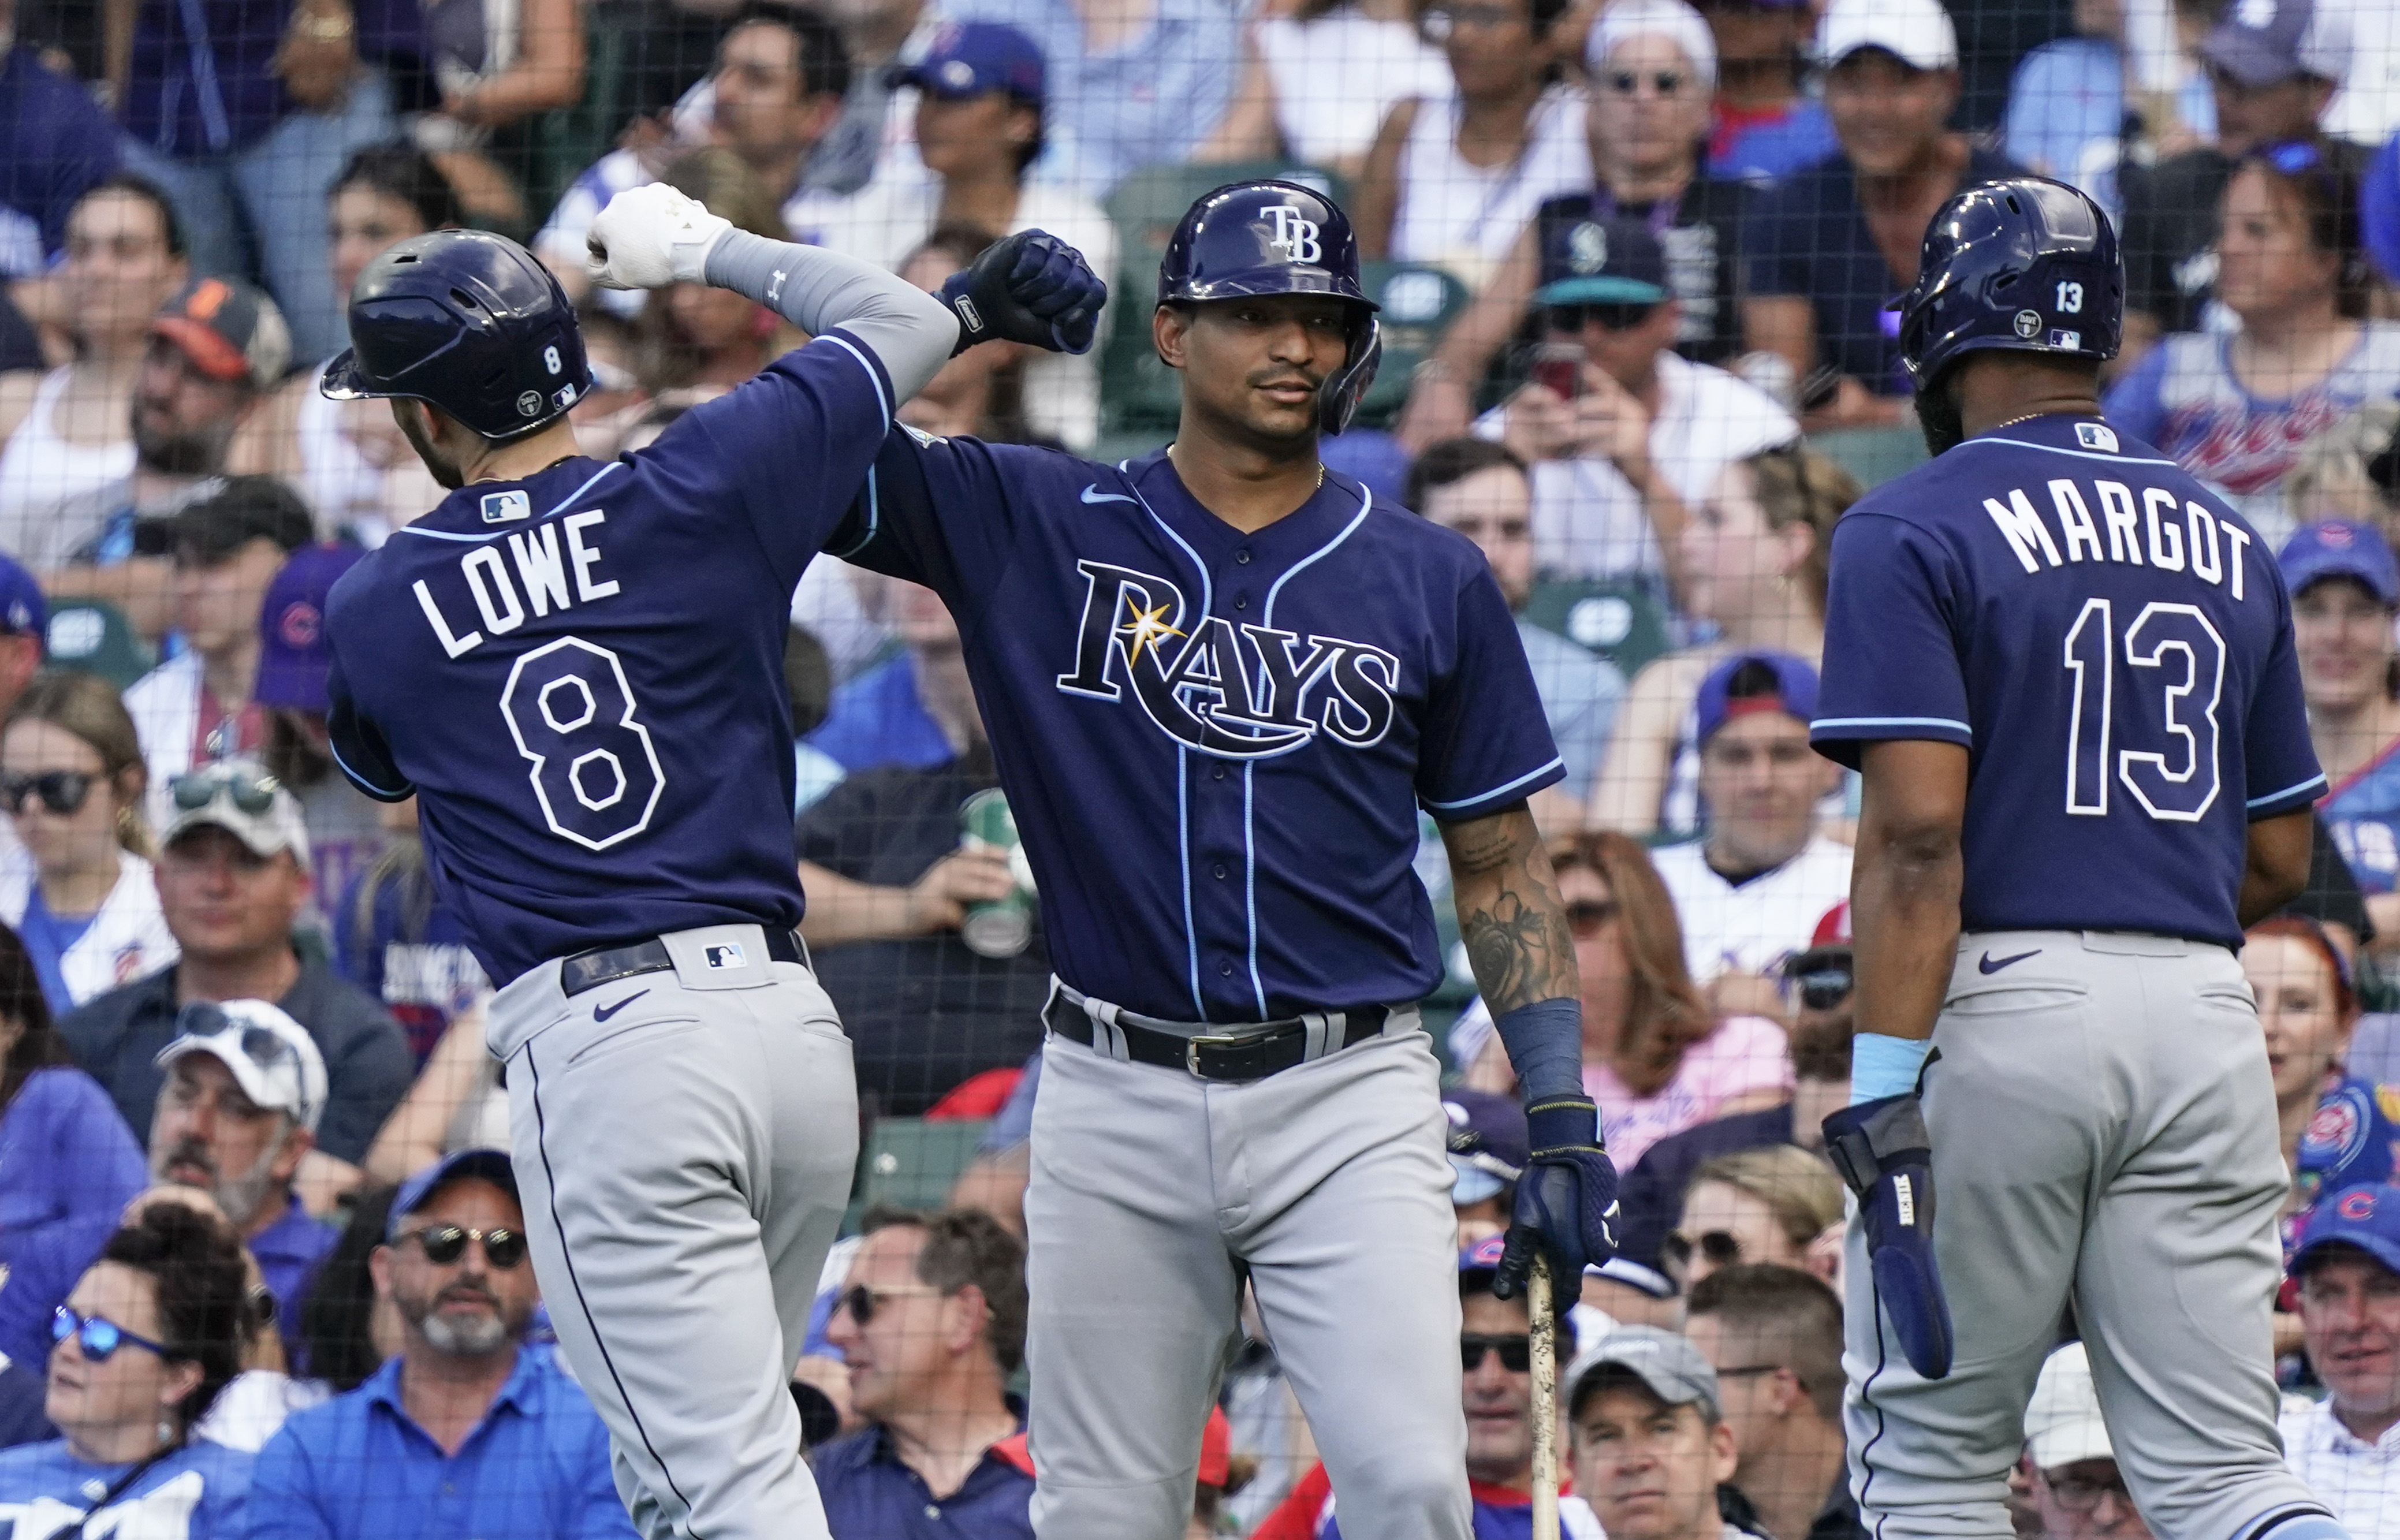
[1530, 1252, 1559, 1540]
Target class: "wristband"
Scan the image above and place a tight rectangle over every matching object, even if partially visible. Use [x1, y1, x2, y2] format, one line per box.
[1492, 997, 1583, 1103]
[1850, 1032, 1933, 1103]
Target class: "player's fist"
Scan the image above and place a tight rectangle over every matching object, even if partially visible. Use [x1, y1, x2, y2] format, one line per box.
[941, 230, 1108, 356]
[586, 183, 733, 292]
[1823, 1091, 1954, 1379]
[1493, 1095, 1619, 1300]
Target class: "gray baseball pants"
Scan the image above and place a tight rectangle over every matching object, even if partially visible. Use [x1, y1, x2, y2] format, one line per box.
[1023, 1013, 1472, 1540]
[1844, 930, 2325, 1540]
[490, 922, 859, 1540]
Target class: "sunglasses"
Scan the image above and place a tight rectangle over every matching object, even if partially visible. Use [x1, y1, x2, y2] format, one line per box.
[170, 765, 281, 815]
[0, 769, 95, 816]
[837, 1283, 944, 1327]
[174, 1004, 304, 1077]
[395, 1224, 529, 1269]
[2044, 1471, 2134, 1513]
[53, 1304, 173, 1363]
[1661, 1229, 1744, 1270]
[1422, 3, 1519, 39]
[1566, 899, 1622, 937]
[1550, 302, 1659, 333]
[1462, 1333, 1532, 1373]
[1781, 946, 1855, 1009]
[1604, 68, 1687, 96]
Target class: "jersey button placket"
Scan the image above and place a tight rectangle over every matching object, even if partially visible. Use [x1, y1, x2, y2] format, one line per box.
[1235, 549, 1252, 564]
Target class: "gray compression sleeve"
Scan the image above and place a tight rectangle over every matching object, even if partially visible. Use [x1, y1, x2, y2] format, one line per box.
[702, 229, 960, 406]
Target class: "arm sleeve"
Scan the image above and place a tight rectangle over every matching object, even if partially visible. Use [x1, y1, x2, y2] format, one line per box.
[2245, 579, 2329, 818]
[702, 229, 956, 406]
[1810, 511, 1974, 770]
[1416, 565, 1568, 821]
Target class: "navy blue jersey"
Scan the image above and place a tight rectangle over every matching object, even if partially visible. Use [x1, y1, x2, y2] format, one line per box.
[1811, 413, 2324, 948]
[832, 434, 1563, 1023]
[323, 335, 897, 985]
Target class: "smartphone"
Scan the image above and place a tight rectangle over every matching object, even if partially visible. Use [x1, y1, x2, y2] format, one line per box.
[1530, 342, 1585, 401]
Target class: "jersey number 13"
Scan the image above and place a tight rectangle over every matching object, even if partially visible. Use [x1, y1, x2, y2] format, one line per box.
[2062, 599, 2226, 822]
[500, 637, 668, 849]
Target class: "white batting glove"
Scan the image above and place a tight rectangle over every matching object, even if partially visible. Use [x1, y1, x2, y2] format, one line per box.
[584, 183, 734, 292]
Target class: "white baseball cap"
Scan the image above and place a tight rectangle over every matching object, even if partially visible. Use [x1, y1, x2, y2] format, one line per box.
[1587, 0, 1719, 90]
[2023, 1341, 2114, 1470]
[161, 758, 312, 872]
[154, 999, 329, 1134]
[1818, 0, 1959, 72]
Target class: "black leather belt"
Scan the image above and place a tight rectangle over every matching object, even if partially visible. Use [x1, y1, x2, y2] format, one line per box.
[561, 929, 807, 997]
[1042, 991, 1387, 1082]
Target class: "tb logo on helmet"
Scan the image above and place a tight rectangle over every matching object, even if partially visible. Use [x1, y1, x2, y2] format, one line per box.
[1266, 206, 1322, 265]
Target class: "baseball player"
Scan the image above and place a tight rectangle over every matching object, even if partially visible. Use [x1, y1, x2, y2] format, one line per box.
[817, 180, 1619, 1540]
[315, 193, 1102, 1540]
[1810, 174, 2350, 1540]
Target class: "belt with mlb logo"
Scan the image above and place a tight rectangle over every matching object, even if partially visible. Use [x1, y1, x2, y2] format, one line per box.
[561, 927, 809, 997]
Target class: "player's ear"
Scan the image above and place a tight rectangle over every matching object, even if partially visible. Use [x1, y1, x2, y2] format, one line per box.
[1153, 303, 1190, 372]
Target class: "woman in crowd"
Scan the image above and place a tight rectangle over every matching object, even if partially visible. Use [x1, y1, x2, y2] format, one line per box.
[1197, 0, 1450, 183]
[2103, 145, 2400, 548]
[1593, 441, 1856, 836]
[1667, 1144, 1843, 1291]
[0, 1204, 254, 1534]
[0, 178, 188, 551]
[2285, 518, 2400, 949]
[631, 150, 810, 400]
[2246, 915, 2357, 1201]
[1352, 0, 1589, 288]
[892, 227, 1043, 445]
[0, 670, 176, 1015]
[294, 1187, 402, 1395]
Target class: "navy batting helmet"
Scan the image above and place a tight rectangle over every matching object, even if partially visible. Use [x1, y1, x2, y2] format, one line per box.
[1891, 176, 2122, 389]
[321, 229, 592, 442]
[1157, 180, 1382, 435]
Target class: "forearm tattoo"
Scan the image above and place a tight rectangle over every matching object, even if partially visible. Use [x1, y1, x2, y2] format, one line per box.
[1448, 809, 1578, 1016]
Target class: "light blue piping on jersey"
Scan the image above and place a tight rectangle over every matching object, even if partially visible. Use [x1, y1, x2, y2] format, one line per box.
[818, 334, 892, 427]
[1812, 715, 1974, 736]
[1124, 475, 1216, 1020]
[1965, 435, 2175, 468]
[327, 737, 411, 800]
[1422, 754, 1567, 813]
[396, 461, 628, 543]
[2250, 773, 2330, 809]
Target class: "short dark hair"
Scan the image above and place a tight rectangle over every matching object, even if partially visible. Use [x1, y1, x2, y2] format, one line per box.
[1461, 1265, 1578, 1348]
[1685, 1263, 1846, 1423]
[170, 476, 315, 564]
[1406, 437, 1526, 513]
[76, 173, 187, 259]
[98, 1204, 249, 1428]
[0, 921, 75, 1110]
[724, 1, 852, 101]
[334, 143, 465, 234]
[300, 1186, 402, 1392]
[861, 1206, 1029, 1374]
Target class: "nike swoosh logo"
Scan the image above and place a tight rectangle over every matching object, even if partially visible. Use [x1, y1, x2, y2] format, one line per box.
[1080, 484, 1136, 505]
[593, 990, 649, 1021]
[1977, 949, 2041, 975]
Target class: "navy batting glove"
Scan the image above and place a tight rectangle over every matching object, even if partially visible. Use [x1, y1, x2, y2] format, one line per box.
[1493, 1095, 1619, 1301]
[1823, 1092, 1953, 1380]
[939, 230, 1106, 357]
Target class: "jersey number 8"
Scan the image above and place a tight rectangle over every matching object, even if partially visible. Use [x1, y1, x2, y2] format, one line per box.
[2063, 599, 2226, 822]
[500, 637, 666, 850]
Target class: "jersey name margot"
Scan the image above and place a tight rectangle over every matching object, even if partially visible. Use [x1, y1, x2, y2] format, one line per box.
[1980, 472, 2259, 599]
[412, 508, 623, 657]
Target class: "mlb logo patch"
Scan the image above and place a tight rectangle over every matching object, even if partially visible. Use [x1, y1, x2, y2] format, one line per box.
[481, 490, 531, 524]
[2073, 422, 2119, 453]
[704, 943, 747, 970]
[2047, 329, 2082, 350]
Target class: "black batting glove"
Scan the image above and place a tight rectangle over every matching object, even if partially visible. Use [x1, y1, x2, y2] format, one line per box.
[1493, 1094, 1620, 1300]
[1823, 1090, 1953, 1379]
[939, 230, 1106, 357]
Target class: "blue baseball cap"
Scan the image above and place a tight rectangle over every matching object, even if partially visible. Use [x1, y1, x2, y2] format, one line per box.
[1697, 651, 1820, 746]
[1444, 1090, 1529, 1205]
[1534, 217, 1669, 310]
[2279, 519, 2400, 607]
[388, 1148, 520, 1240]
[255, 543, 367, 714]
[888, 21, 1045, 102]
[2294, 1181, 2400, 1279]
[0, 553, 44, 642]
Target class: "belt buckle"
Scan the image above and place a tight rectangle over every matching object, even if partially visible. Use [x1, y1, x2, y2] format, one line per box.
[1184, 1031, 1254, 1079]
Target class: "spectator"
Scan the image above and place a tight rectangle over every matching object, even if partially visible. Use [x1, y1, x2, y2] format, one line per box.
[1682, 1264, 1858, 1540]
[358, 998, 504, 1187]
[0, 669, 177, 1015]
[2284, 520, 2400, 934]
[0, 1204, 252, 1534]
[146, 999, 335, 1330]
[335, 797, 489, 1070]
[893, 228, 1045, 444]
[1395, 0, 1751, 452]
[247, 1149, 632, 1540]
[1462, 831, 1791, 1169]
[1192, 0, 1448, 183]
[59, 759, 411, 1172]
[2003, 0, 2137, 223]
[0, 177, 187, 546]
[2286, 399, 2400, 534]
[121, 478, 315, 822]
[0, 0, 121, 279]
[1352, 0, 1589, 286]
[2104, 146, 2399, 547]
[806, 0, 945, 196]
[2023, 1341, 2156, 1540]
[1594, 443, 1853, 839]
[253, 543, 382, 914]
[1701, 0, 1832, 185]
[1666, 1147, 1840, 1293]
[292, 1184, 400, 1396]
[2247, 915, 2357, 1194]
[625, 148, 811, 402]
[1561, 1326, 1743, 1540]
[2118, 0, 2369, 352]
[408, 0, 587, 155]
[0, 920, 149, 1377]
[0, 557, 42, 867]
[1649, 653, 1850, 1005]
[1252, 1235, 1581, 1539]
[1407, 438, 1628, 820]
[813, 1207, 1031, 1535]
[2283, 1182, 2400, 1531]
[1485, 218, 1795, 584]
[1739, 0, 2025, 427]
[797, 584, 1049, 1113]
[1441, 1087, 1529, 1246]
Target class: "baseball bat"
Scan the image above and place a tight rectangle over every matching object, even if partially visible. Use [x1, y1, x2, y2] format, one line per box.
[1530, 1253, 1559, 1540]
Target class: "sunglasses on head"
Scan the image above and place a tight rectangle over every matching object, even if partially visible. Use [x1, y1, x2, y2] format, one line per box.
[0, 769, 95, 817]
[1462, 1333, 1532, 1373]
[1566, 898, 1622, 937]
[1782, 948, 1855, 1010]
[1604, 68, 1687, 96]
[1550, 302, 1659, 333]
[53, 1304, 173, 1363]
[176, 1004, 303, 1076]
[837, 1282, 945, 1327]
[1661, 1229, 1744, 1270]
[395, 1224, 529, 1269]
[1421, 2, 1519, 38]
[170, 765, 280, 815]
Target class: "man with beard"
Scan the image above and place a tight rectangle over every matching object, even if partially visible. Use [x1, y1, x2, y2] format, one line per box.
[247, 1148, 634, 1540]
[41, 275, 292, 643]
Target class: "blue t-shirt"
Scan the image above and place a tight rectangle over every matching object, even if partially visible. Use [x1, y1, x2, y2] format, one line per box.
[832, 435, 1563, 1021]
[1710, 98, 1839, 188]
[325, 334, 897, 985]
[805, 652, 956, 774]
[2002, 38, 2128, 223]
[0, 1068, 148, 1372]
[0, 46, 120, 277]
[13, 885, 92, 1022]
[0, 1438, 252, 1538]
[1811, 413, 2324, 948]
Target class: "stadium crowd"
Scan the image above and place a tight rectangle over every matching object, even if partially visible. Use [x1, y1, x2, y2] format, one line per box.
[1, 0, 2399, 1531]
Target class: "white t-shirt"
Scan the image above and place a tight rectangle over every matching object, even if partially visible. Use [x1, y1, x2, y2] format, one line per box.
[1391, 84, 1590, 289]
[1254, 10, 1450, 166]
[1650, 833, 1854, 983]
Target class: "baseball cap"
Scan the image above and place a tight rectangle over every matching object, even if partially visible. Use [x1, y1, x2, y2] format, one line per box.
[152, 275, 293, 391]
[2023, 1341, 2113, 1470]
[1817, 0, 1959, 72]
[1564, 1325, 1721, 1422]
[168, 476, 316, 565]
[1697, 651, 1821, 746]
[154, 998, 329, 1133]
[0, 552, 45, 642]
[255, 543, 368, 714]
[2280, 519, 2400, 607]
[1444, 1090, 1530, 1205]
[888, 21, 1045, 102]
[1586, 0, 1719, 89]
[1534, 217, 1670, 309]
[2293, 1182, 2400, 1278]
[2199, 0, 2350, 87]
[160, 758, 313, 872]
[388, 1148, 520, 1240]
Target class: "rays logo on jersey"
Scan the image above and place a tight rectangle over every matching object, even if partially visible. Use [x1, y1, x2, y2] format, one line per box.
[1055, 560, 1397, 759]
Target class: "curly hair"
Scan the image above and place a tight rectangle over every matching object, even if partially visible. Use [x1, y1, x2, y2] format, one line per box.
[97, 1205, 249, 1430]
